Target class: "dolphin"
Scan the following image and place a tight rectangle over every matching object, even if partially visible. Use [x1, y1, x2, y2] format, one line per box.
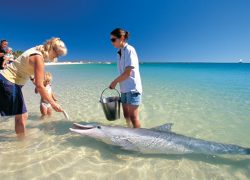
[69, 122, 250, 155]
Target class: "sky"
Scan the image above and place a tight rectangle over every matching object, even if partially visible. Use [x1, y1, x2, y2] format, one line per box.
[1, 0, 250, 62]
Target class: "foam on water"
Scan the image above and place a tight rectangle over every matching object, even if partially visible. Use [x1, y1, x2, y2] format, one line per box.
[0, 63, 250, 179]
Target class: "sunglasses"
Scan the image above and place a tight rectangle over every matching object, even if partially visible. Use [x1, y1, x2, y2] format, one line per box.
[110, 38, 118, 43]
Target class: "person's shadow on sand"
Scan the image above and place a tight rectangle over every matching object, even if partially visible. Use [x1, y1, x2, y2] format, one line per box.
[27, 118, 72, 135]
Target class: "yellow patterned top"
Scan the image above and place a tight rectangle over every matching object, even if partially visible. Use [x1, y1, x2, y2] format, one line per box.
[0, 47, 43, 85]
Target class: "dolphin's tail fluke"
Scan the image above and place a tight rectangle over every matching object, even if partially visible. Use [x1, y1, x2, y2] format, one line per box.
[189, 139, 250, 155]
[244, 148, 250, 155]
[236, 147, 250, 155]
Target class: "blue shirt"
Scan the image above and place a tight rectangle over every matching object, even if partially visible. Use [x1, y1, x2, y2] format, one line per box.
[117, 43, 142, 94]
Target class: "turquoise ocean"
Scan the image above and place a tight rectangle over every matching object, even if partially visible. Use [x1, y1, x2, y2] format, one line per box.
[0, 63, 250, 179]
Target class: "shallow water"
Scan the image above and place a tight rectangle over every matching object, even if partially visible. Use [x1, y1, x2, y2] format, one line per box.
[0, 63, 250, 179]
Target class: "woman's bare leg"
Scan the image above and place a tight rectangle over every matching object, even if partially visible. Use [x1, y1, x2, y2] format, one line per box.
[128, 105, 141, 128]
[47, 107, 53, 116]
[40, 105, 47, 116]
[15, 112, 28, 135]
[122, 104, 132, 127]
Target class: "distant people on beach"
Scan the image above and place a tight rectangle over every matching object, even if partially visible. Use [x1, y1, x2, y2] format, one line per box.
[35, 72, 57, 117]
[0, 40, 8, 69]
[109, 28, 142, 128]
[0, 37, 67, 136]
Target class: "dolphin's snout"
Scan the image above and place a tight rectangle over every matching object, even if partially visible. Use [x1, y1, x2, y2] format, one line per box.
[73, 123, 96, 130]
[70, 123, 98, 135]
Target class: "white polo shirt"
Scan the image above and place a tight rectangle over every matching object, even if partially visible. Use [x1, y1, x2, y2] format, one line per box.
[117, 43, 142, 94]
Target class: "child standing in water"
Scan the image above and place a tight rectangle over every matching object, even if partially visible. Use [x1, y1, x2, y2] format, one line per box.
[2, 47, 15, 68]
[36, 72, 57, 116]
[109, 28, 142, 128]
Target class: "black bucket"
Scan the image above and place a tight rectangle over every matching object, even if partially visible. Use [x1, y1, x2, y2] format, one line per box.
[100, 88, 121, 121]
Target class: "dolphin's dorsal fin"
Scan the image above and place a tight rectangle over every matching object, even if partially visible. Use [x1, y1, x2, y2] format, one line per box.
[151, 123, 173, 132]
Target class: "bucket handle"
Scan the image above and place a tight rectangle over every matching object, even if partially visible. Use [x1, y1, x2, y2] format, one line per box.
[100, 88, 121, 100]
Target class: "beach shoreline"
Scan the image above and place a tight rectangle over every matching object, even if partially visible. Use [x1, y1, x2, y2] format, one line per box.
[45, 61, 113, 65]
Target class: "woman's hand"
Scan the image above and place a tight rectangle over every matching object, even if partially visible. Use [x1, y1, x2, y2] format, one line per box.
[109, 67, 132, 89]
[109, 80, 117, 89]
[51, 102, 63, 112]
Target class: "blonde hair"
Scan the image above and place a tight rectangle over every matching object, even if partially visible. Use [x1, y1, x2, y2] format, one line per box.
[36, 37, 67, 62]
[44, 72, 52, 84]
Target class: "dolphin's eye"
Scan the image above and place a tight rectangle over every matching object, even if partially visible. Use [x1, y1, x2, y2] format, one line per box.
[97, 126, 101, 129]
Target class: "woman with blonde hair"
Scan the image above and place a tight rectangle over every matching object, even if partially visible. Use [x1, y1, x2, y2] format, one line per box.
[0, 37, 67, 136]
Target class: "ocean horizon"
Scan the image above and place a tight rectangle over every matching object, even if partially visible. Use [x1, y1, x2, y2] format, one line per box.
[48, 61, 250, 64]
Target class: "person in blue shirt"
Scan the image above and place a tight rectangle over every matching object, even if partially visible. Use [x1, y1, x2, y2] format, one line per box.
[109, 28, 142, 128]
